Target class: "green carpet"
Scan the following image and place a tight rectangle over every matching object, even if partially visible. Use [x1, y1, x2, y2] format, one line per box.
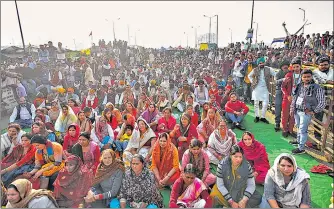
[2, 106, 332, 208]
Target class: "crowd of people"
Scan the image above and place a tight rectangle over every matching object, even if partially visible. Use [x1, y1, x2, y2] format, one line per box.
[0, 29, 333, 208]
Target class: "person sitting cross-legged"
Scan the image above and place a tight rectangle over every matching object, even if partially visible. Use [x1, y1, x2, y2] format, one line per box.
[224, 92, 249, 130]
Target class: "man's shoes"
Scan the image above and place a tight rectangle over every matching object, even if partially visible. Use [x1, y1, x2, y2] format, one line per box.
[254, 117, 260, 123]
[289, 132, 297, 138]
[282, 132, 289, 138]
[292, 148, 305, 155]
[289, 141, 299, 146]
[260, 118, 269, 124]
[231, 122, 236, 129]
[274, 124, 281, 132]
[236, 123, 246, 130]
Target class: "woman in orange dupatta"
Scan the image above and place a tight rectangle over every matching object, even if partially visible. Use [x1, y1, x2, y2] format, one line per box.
[151, 132, 180, 188]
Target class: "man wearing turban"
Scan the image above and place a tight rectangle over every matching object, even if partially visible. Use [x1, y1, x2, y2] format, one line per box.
[247, 57, 277, 124]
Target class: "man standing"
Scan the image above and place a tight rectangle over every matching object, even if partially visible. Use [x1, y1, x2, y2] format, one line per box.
[290, 69, 326, 154]
[9, 97, 36, 128]
[274, 60, 290, 131]
[312, 55, 333, 139]
[248, 57, 277, 124]
[281, 57, 302, 138]
[225, 92, 249, 130]
[243, 53, 257, 103]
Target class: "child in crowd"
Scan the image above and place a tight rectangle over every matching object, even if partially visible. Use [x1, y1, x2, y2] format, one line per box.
[114, 124, 133, 158]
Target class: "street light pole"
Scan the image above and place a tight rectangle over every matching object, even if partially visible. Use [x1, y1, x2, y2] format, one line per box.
[14, 0, 25, 52]
[229, 28, 232, 44]
[203, 15, 217, 44]
[299, 8, 306, 34]
[216, 15, 219, 46]
[191, 26, 200, 48]
[253, 21, 258, 43]
[249, 0, 255, 48]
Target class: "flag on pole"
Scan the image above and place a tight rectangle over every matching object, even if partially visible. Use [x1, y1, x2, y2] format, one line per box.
[89, 31, 92, 36]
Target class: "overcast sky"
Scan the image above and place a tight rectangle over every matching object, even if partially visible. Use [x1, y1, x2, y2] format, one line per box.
[1, 1, 333, 49]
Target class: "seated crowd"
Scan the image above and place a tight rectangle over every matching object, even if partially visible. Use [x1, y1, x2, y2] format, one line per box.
[1, 43, 331, 208]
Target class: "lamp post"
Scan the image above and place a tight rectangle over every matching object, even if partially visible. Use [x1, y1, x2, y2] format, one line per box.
[191, 26, 200, 48]
[249, 0, 255, 48]
[299, 8, 306, 34]
[253, 21, 258, 43]
[228, 28, 232, 44]
[203, 14, 217, 44]
[135, 29, 140, 47]
[105, 17, 120, 42]
[14, 0, 25, 52]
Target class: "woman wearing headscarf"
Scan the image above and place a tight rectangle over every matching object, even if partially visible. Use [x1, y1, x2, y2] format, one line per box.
[156, 92, 171, 112]
[181, 139, 216, 188]
[84, 149, 125, 208]
[123, 117, 156, 166]
[91, 116, 114, 150]
[26, 134, 65, 190]
[197, 108, 220, 144]
[71, 132, 100, 173]
[170, 113, 198, 161]
[141, 103, 159, 132]
[210, 145, 262, 208]
[54, 104, 78, 135]
[62, 123, 80, 154]
[261, 153, 311, 208]
[119, 84, 136, 110]
[151, 132, 180, 188]
[1, 123, 25, 158]
[238, 131, 270, 185]
[156, 107, 176, 134]
[137, 92, 150, 114]
[48, 100, 60, 124]
[1, 134, 36, 187]
[54, 155, 93, 208]
[111, 154, 163, 208]
[5, 179, 58, 208]
[207, 120, 237, 165]
[169, 164, 212, 208]
[31, 121, 57, 142]
[77, 110, 92, 133]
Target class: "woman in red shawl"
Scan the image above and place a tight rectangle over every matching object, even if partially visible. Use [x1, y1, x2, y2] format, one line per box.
[208, 81, 219, 97]
[54, 154, 93, 208]
[237, 131, 270, 184]
[62, 123, 81, 155]
[170, 113, 198, 161]
[151, 132, 180, 188]
[157, 107, 176, 134]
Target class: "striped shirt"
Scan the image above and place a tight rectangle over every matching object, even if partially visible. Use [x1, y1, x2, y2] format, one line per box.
[291, 82, 326, 114]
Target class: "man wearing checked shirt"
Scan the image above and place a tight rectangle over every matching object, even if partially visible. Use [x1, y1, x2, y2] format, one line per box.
[290, 69, 326, 155]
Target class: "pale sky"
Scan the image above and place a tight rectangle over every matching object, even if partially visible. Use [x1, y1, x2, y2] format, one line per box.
[1, 1, 333, 49]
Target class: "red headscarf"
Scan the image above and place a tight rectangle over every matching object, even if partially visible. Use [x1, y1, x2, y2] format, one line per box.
[53, 155, 93, 208]
[152, 133, 177, 177]
[237, 132, 270, 172]
[63, 123, 81, 151]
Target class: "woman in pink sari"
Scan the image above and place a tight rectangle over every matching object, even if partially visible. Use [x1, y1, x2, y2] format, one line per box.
[237, 131, 270, 184]
[169, 163, 212, 208]
[181, 139, 216, 187]
[157, 107, 176, 134]
[197, 108, 220, 144]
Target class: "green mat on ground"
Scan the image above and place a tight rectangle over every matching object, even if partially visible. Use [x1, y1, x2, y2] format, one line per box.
[2, 105, 332, 208]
